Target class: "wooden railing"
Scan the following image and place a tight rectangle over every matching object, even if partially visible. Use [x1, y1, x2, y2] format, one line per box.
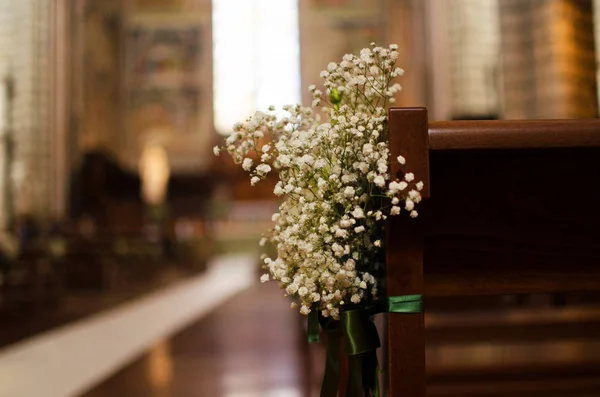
[386, 108, 600, 396]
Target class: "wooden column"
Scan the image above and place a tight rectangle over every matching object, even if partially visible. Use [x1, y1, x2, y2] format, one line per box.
[386, 108, 429, 396]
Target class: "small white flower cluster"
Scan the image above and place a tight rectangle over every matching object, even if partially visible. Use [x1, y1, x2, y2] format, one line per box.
[214, 43, 422, 319]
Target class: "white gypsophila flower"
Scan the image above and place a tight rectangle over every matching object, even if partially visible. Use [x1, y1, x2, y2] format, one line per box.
[256, 164, 271, 175]
[300, 305, 311, 315]
[388, 181, 402, 194]
[408, 190, 421, 203]
[352, 207, 365, 219]
[404, 172, 414, 182]
[335, 228, 348, 238]
[213, 43, 422, 319]
[213, 146, 220, 156]
[273, 184, 284, 196]
[260, 274, 270, 283]
[278, 154, 291, 167]
[242, 158, 253, 171]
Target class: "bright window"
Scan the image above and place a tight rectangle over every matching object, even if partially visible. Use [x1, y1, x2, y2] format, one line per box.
[212, 0, 300, 135]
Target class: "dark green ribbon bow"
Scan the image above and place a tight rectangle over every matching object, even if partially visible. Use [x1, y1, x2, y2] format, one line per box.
[309, 295, 423, 397]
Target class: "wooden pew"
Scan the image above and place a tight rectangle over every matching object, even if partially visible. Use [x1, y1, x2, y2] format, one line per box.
[386, 108, 600, 396]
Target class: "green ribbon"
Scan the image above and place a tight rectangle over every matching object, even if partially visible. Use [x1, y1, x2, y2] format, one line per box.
[308, 306, 320, 343]
[319, 315, 343, 397]
[388, 294, 423, 314]
[309, 295, 423, 397]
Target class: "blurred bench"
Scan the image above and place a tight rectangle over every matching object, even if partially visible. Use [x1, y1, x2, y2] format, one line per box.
[386, 108, 600, 396]
[0, 231, 209, 316]
[0, 245, 63, 314]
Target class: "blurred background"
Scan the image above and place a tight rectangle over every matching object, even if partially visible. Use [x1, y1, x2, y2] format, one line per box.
[0, 0, 599, 396]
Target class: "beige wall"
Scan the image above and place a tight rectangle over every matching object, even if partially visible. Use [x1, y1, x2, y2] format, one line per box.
[123, 3, 213, 173]
[73, 0, 214, 174]
[79, 0, 124, 156]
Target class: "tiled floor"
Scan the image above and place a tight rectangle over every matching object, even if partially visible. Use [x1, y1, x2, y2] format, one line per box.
[81, 282, 322, 397]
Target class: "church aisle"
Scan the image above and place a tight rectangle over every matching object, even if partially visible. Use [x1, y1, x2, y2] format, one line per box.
[0, 254, 257, 397]
[80, 279, 321, 397]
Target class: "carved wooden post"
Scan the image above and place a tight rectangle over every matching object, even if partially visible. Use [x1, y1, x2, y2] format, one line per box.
[386, 108, 429, 396]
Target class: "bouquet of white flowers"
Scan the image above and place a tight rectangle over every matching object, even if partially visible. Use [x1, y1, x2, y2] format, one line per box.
[214, 43, 422, 320]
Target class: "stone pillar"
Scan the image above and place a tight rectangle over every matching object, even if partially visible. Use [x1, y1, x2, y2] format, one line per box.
[594, 0, 600, 114]
[0, 0, 55, 220]
[499, 0, 597, 119]
[447, 0, 501, 119]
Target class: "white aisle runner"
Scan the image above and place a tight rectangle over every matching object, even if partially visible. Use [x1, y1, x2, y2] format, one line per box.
[0, 254, 256, 397]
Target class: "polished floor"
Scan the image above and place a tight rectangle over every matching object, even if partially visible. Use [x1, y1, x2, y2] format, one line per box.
[0, 267, 188, 350]
[0, 254, 277, 397]
[81, 281, 322, 397]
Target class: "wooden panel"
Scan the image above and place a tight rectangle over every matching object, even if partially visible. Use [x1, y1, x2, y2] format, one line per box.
[425, 270, 600, 297]
[429, 119, 600, 150]
[423, 147, 600, 296]
[427, 376, 600, 397]
[426, 306, 600, 344]
[386, 108, 428, 397]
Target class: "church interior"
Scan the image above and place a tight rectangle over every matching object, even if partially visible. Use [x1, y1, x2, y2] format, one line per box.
[1, 0, 600, 396]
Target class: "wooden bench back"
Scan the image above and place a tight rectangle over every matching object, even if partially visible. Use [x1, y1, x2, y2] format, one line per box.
[385, 108, 600, 396]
